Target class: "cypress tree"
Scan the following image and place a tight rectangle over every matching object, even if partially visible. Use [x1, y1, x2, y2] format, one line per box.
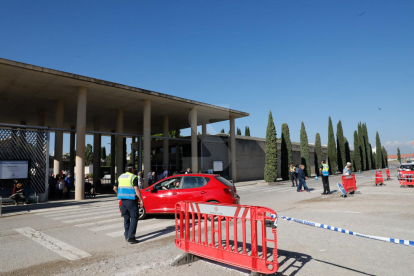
[344, 137, 351, 164]
[300, 122, 311, 177]
[264, 111, 277, 182]
[376, 131, 382, 169]
[363, 123, 372, 170]
[336, 120, 346, 171]
[372, 152, 377, 169]
[314, 133, 322, 176]
[358, 122, 366, 170]
[327, 116, 337, 175]
[237, 128, 242, 135]
[352, 131, 362, 172]
[369, 143, 374, 169]
[245, 126, 251, 137]
[281, 123, 293, 180]
[382, 146, 388, 168]
[220, 129, 225, 133]
[397, 147, 401, 162]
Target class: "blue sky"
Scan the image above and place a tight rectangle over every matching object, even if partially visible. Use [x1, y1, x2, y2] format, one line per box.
[1, 0, 413, 155]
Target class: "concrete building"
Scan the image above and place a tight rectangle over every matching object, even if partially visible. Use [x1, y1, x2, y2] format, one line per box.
[0, 58, 248, 200]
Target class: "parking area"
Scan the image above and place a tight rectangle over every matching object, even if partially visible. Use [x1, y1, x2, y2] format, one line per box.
[1, 166, 413, 275]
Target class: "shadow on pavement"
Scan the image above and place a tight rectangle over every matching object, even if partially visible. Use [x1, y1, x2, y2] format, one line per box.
[1, 193, 118, 216]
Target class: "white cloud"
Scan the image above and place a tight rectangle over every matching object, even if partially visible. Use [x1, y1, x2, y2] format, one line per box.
[383, 141, 414, 155]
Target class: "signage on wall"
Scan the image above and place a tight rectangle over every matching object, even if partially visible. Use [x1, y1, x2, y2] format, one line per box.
[213, 161, 223, 172]
[0, 160, 29, 179]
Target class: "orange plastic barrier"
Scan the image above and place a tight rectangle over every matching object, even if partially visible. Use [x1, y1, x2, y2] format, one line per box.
[341, 175, 357, 193]
[386, 169, 391, 180]
[398, 171, 414, 187]
[175, 201, 279, 274]
[375, 171, 383, 186]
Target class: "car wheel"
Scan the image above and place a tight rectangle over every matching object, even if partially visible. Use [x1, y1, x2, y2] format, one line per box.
[139, 206, 147, 220]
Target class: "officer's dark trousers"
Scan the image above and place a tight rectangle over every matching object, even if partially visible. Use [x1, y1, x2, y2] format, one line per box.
[291, 173, 298, 186]
[121, 199, 138, 239]
[322, 176, 330, 194]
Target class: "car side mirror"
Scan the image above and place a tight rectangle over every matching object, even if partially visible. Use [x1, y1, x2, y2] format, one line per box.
[150, 186, 157, 193]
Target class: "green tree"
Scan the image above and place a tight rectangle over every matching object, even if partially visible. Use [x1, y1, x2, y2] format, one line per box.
[245, 126, 250, 137]
[372, 152, 377, 169]
[336, 120, 346, 171]
[281, 123, 293, 180]
[352, 131, 362, 172]
[327, 116, 337, 175]
[220, 129, 225, 133]
[236, 127, 242, 135]
[376, 131, 382, 169]
[382, 146, 388, 168]
[300, 122, 311, 177]
[397, 147, 401, 162]
[358, 122, 367, 170]
[264, 111, 277, 182]
[314, 133, 322, 176]
[363, 123, 372, 170]
[344, 137, 351, 164]
[369, 143, 374, 170]
[85, 143, 94, 166]
[101, 147, 107, 160]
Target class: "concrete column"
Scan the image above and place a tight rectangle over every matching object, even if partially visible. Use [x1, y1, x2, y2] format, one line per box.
[54, 99, 64, 175]
[202, 123, 207, 136]
[110, 130, 115, 186]
[75, 87, 87, 200]
[143, 99, 151, 187]
[69, 126, 75, 176]
[175, 128, 180, 172]
[190, 107, 198, 173]
[93, 117, 101, 192]
[163, 116, 169, 169]
[115, 110, 123, 179]
[230, 116, 237, 182]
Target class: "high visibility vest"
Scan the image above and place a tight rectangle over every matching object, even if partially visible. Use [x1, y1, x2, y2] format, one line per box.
[322, 164, 329, 176]
[290, 166, 296, 173]
[117, 172, 137, 200]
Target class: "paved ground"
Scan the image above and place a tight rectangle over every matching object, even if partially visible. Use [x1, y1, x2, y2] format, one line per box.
[1, 166, 413, 275]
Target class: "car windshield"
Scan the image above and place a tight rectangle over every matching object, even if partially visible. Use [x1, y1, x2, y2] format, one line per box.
[154, 178, 181, 190]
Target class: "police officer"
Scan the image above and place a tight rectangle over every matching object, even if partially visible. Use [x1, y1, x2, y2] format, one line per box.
[319, 160, 330, 195]
[113, 163, 144, 244]
[290, 164, 298, 187]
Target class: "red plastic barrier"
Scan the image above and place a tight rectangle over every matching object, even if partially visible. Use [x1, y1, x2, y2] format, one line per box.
[386, 169, 391, 180]
[398, 171, 414, 187]
[375, 171, 383, 186]
[341, 174, 357, 193]
[175, 201, 278, 274]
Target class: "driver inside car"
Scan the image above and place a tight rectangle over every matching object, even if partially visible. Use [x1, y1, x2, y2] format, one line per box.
[162, 180, 180, 190]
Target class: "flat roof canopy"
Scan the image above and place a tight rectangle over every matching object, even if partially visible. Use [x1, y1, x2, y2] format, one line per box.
[0, 58, 248, 134]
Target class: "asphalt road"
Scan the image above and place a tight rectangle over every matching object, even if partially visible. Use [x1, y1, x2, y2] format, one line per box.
[1, 166, 413, 276]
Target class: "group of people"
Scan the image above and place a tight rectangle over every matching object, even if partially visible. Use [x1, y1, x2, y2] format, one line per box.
[49, 171, 73, 199]
[146, 167, 192, 186]
[289, 160, 354, 194]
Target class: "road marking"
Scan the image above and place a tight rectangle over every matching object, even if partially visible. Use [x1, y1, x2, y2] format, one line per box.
[14, 227, 91, 261]
[75, 217, 123, 227]
[35, 202, 118, 216]
[107, 220, 176, 237]
[44, 206, 115, 217]
[63, 213, 120, 223]
[88, 218, 156, 232]
[52, 209, 117, 220]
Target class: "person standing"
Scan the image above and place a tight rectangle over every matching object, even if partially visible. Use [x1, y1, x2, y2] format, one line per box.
[137, 171, 144, 189]
[343, 162, 352, 175]
[56, 177, 65, 199]
[290, 164, 298, 187]
[319, 160, 330, 195]
[113, 163, 144, 244]
[162, 167, 168, 179]
[185, 168, 191, 174]
[64, 173, 73, 199]
[297, 165, 310, 192]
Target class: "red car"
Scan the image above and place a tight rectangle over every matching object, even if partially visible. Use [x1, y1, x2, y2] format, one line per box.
[136, 174, 240, 219]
